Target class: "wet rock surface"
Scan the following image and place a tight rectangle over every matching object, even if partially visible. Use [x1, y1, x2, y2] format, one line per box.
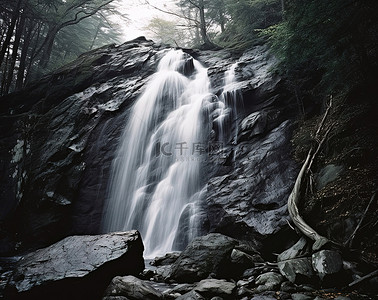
[0, 37, 298, 255]
[0, 37, 167, 251]
[5, 231, 144, 300]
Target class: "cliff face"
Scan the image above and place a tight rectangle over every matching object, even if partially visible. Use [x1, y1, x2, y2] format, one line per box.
[0, 37, 298, 254]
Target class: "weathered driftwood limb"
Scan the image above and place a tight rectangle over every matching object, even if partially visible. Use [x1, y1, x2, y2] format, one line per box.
[287, 97, 333, 251]
[344, 190, 377, 248]
[348, 269, 378, 287]
[287, 150, 329, 251]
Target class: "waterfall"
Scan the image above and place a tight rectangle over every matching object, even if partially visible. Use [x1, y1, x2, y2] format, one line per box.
[215, 62, 243, 143]
[101, 49, 211, 257]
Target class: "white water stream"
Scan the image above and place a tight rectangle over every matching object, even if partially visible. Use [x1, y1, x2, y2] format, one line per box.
[102, 50, 211, 257]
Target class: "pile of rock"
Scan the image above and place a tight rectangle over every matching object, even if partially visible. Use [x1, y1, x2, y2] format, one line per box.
[103, 233, 373, 300]
[2, 232, 376, 300]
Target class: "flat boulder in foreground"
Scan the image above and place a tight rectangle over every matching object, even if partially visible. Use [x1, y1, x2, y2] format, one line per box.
[6, 230, 144, 300]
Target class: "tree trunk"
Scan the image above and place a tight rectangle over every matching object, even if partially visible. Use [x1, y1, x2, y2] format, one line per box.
[89, 21, 101, 50]
[0, 0, 23, 67]
[25, 22, 44, 85]
[281, 0, 285, 20]
[4, 11, 26, 94]
[16, 18, 34, 90]
[198, 0, 212, 46]
[219, 8, 225, 33]
[1, 47, 11, 96]
[38, 26, 59, 70]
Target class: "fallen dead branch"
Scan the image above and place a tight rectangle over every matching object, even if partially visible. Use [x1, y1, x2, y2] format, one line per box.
[344, 190, 377, 248]
[348, 269, 378, 287]
[287, 97, 334, 251]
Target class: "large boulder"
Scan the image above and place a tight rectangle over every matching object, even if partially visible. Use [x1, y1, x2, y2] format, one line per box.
[5, 231, 144, 300]
[168, 233, 239, 283]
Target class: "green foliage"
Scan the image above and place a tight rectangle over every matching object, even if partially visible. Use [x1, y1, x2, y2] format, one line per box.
[264, 0, 378, 94]
[215, 0, 282, 49]
[0, 0, 125, 95]
[144, 17, 191, 47]
[172, 0, 283, 49]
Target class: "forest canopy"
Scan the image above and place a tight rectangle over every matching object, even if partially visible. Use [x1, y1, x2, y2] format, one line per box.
[143, 0, 377, 102]
[0, 0, 377, 97]
[0, 0, 125, 96]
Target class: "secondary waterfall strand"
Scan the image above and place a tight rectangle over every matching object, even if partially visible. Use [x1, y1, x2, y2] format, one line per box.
[102, 50, 210, 257]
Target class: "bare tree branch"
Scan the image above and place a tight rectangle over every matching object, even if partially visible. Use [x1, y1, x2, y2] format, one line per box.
[144, 0, 199, 24]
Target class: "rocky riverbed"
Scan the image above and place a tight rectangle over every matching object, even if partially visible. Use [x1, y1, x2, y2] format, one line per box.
[1, 231, 377, 299]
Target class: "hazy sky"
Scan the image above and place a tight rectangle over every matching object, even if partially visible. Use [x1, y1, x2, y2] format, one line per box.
[115, 0, 178, 42]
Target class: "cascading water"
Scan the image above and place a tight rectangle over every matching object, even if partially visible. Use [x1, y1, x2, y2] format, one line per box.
[215, 62, 243, 143]
[101, 49, 211, 257]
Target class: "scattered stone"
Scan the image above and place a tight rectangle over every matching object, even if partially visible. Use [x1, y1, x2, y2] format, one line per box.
[103, 297, 129, 300]
[236, 279, 250, 287]
[312, 250, 342, 279]
[140, 269, 154, 280]
[6, 231, 144, 300]
[316, 164, 344, 190]
[235, 242, 263, 259]
[280, 281, 296, 293]
[297, 284, 316, 292]
[277, 237, 310, 262]
[291, 293, 313, 300]
[176, 290, 205, 300]
[168, 234, 239, 282]
[255, 272, 284, 292]
[242, 267, 260, 278]
[194, 279, 236, 299]
[168, 283, 195, 295]
[150, 252, 181, 266]
[278, 291, 293, 300]
[278, 258, 314, 283]
[162, 291, 182, 300]
[103, 275, 162, 300]
[237, 286, 253, 298]
[230, 249, 255, 267]
[250, 291, 277, 299]
[154, 265, 172, 282]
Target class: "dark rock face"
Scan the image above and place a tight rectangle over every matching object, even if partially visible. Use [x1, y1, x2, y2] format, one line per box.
[0, 37, 298, 255]
[196, 45, 298, 252]
[0, 37, 167, 250]
[6, 231, 144, 300]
